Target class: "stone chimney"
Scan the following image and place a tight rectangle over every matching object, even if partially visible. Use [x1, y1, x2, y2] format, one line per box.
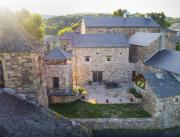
[159, 30, 166, 50]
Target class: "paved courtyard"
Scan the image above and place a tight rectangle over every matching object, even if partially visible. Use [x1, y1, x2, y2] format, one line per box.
[82, 83, 140, 104]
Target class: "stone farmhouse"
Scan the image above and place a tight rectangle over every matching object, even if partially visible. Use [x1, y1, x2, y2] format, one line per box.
[1, 11, 180, 128]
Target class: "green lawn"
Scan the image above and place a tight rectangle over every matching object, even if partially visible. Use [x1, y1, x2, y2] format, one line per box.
[49, 100, 151, 118]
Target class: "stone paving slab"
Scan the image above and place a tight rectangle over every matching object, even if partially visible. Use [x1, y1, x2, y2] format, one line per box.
[82, 83, 140, 104]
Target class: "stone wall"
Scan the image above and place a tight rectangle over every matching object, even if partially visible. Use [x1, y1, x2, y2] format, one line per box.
[72, 118, 156, 130]
[0, 52, 48, 106]
[83, 26, 160, 35]
[46, 63, 72, 90]
[72, 48, 134, 85]
[49, 95, 81, 104]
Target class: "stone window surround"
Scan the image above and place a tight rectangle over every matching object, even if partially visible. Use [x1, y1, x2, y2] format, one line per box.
[106, 56, 112, 62]
[85, 56, 90, 62]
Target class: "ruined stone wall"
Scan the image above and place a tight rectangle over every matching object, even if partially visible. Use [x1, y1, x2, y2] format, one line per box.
[0, 52, 48, 106]
[45, 63, 72, 91]
[72, 48, 134, 85]
[84, 27, 160, 35]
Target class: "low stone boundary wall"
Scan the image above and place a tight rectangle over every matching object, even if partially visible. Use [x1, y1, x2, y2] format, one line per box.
[49, 95, 81, 104]
[72, 118, 156, 130]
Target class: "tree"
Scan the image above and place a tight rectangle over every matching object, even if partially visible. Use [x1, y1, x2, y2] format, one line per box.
[112, 9, 129, 17]
[147, 12, 171, 28]
[57, 27, 73, 36]
[176, 42, 180, 51]
[16, 9, 44, 40]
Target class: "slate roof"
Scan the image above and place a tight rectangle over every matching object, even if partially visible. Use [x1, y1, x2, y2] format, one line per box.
[45, 47, 72, 60]
[144, 49, 180, 75]
[60, 32, 79, 40]
[144, 71, 180, 98]
[129, 32, 161, 46]
[83, 16, 160, 28]
[0, 10, 41, 52]
[71, 33, 129, 48]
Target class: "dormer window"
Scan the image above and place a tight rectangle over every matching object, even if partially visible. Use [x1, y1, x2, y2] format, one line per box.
[85, 56, 90, 62]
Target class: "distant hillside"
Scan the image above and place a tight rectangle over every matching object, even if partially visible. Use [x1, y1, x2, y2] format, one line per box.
[41, 14, 55, 19]
[43, 13, 110, 35]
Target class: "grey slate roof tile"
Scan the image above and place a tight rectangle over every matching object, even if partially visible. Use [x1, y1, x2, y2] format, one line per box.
[144, 71, 180, 98]
[71, 33, 129, 48]
[144, 49, 180, 75]
[129, 32, 161, 46]
[83, 16, 160, 28]
[45, 47, 72, 60]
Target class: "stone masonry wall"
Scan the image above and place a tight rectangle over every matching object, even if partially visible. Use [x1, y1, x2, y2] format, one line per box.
[0, 53, 37, 92]
[72, 48, 134, 85]
[46, 63, 72, 90]
[84, 27, 160, 35]
[72, 118, 156, 130]
[0, 52, 48, 106]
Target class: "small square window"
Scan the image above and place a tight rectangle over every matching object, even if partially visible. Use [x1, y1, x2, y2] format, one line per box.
[85, 56, 90, 62]
[106, 56, 111, 61]
[175, 98, 179, 103]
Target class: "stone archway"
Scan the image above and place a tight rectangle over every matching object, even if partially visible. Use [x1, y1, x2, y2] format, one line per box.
[0, 60, 5, 88]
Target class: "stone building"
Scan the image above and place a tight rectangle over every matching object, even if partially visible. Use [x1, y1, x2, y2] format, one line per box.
[71, 33, 133, 85]
[45, 47, 72, 93]
[0, 10, 48, 106]
[81, 16, 160, 35]
[134, 49, 180, 128]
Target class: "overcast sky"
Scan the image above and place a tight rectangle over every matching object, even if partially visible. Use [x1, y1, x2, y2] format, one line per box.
[0, 0, 179, 17]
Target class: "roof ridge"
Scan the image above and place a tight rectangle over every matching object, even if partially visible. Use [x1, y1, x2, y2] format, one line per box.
[57, 47, 68, 58]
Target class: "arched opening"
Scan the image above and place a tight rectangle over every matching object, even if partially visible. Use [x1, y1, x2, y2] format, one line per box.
[0, 60, 5, 88]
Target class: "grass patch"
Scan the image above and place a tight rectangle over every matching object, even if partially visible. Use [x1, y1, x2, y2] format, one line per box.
[49, 100, 150, 118]
[129, 88, 143, 98]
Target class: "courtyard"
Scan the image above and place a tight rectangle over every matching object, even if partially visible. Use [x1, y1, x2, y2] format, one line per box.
[82, 82, 140, 104]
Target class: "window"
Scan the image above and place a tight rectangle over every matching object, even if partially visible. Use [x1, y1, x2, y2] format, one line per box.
[106, 56, 112, 61]
[85, 56, 90, 62]
[175, 98, 179, 104]
[53, 77, 59, 88]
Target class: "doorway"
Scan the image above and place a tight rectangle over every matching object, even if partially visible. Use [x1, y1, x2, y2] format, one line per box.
[92, 71, 103, 83]
[53, 77, 59, 88]
[0, 60, 5, 88]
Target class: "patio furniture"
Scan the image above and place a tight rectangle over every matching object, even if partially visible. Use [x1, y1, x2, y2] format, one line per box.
[104, 81, 120, 89]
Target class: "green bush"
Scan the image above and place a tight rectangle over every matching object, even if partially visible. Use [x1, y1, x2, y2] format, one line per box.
[128, 88, 143, 99]
[73, 86, 87, 95]
[136, 80, 145, 89]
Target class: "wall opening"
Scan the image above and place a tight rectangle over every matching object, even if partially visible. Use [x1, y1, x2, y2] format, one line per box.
[0, 60, 5, 88]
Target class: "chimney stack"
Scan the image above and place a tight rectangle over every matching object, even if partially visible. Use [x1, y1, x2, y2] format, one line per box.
[159, 30, 166, 50]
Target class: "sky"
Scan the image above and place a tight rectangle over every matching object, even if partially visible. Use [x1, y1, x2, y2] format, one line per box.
[0, 0, 179, 17]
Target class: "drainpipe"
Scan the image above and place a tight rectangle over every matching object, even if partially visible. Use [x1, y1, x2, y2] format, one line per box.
[160, 30, 166, 50]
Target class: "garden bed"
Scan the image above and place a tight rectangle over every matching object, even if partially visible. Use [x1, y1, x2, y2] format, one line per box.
[49, 100, 150, 118]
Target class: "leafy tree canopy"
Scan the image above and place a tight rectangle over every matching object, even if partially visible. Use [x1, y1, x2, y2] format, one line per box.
[16, 9, 44, 40]
[112, 9, 129, 17]
[57, 27, 73, 36]
[147, 12, 171, 28]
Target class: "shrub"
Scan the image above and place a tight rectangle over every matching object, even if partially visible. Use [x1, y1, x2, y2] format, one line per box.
[136, 80, 145, 89]
[87, 80, 92, 85]
[73, 86, 87, 95]
[128, 88, 143, 99]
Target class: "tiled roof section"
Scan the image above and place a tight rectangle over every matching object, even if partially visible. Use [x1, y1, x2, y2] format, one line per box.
[83, 16, 160, 28]
[129, 32, 161, 46]
[45, 47, 72, 60]
[0, 10, 41, 52]
[144, 49, 180, 75]
[144, 71, 180, 98]
[71, 33, 129, 48]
